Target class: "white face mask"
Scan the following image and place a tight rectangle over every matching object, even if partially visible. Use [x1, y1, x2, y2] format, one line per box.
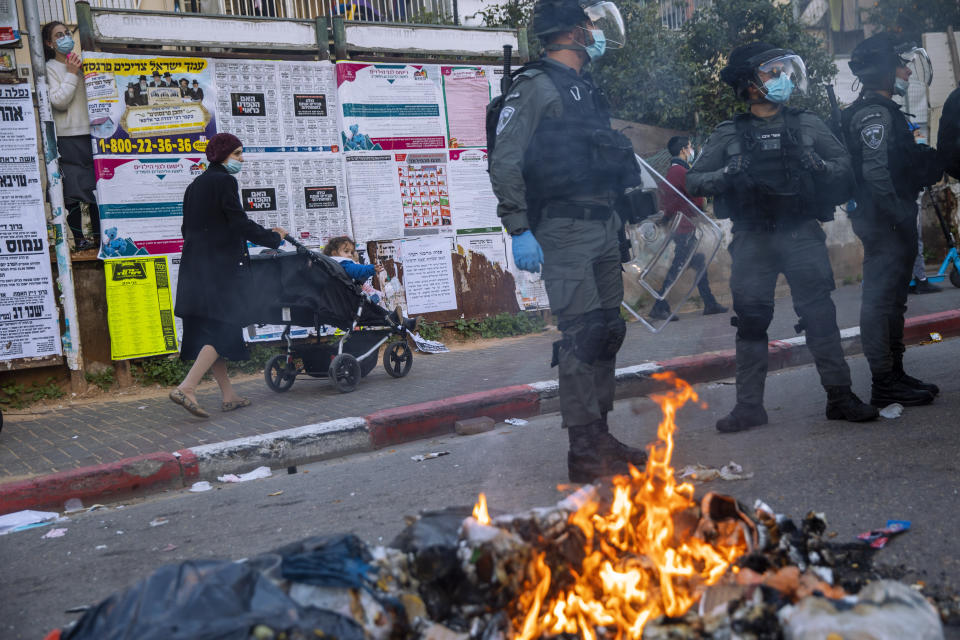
[687, 148, 696, 163]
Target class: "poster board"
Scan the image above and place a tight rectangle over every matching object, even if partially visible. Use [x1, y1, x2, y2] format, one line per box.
[83, 52, 548, 354]
[0, 86, 62, 362]
[104, 256, 179, 360]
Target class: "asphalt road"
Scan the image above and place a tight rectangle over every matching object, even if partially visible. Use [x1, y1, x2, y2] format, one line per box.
[3, 338, 959, 639]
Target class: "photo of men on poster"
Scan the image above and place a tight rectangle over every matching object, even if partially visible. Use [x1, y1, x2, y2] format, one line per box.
[84, 53, 215, 155]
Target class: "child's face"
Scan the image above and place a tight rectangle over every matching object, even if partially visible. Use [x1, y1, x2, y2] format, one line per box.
[334, 242, 356, 258]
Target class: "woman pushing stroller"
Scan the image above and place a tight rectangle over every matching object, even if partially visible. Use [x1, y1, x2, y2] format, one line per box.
[170, 133, 288, 418]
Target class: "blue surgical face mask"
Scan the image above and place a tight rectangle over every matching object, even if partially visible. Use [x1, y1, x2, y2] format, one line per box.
[224, 158, 242, 174]
[763, 74, 794, 104]
[55, 36, 74, 54]
[917, 137, 927, 145]
[585, 29, 606, 61]
[894, 77, 909, 96]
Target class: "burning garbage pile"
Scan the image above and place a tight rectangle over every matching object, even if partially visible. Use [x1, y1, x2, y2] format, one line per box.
[56, 374, 948, 640]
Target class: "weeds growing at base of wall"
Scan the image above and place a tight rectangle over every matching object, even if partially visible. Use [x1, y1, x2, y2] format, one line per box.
[85, 368, 115, 391]
[0, 377, 65, 409]
[131, 344, 278, 387]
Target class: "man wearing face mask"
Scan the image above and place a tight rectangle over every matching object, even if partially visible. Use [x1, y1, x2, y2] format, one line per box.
[842, 33, 943, 407]
[489, 0, 648, 482]
[687, 41, 878, 433]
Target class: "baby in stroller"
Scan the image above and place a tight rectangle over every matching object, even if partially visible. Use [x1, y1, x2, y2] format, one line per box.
[323, 235, 417, 333]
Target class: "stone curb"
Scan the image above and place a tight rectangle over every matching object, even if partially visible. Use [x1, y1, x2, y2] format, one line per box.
[3, 310, 958, 514]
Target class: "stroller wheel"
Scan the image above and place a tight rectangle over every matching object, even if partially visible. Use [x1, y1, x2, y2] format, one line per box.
[950, 264, 960, 288]
[383, 341, 413, 378]
[329, 354, 361, 393]
[265, 354, 297, 392]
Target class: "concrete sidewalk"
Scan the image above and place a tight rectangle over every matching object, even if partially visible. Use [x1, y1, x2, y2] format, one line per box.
[1, 283, 958, 504]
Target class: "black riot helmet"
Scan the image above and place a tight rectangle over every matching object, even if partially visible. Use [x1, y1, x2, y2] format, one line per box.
[720, 41, 808, 102]
[849, 32, 932, 92]
[532, 0, 625, 48]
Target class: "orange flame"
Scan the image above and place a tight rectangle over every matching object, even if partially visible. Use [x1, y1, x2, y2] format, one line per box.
[473, 492, 490, 525]
[512, 373, 747, 639]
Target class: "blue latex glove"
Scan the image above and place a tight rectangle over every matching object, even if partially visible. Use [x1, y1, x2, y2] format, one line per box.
[512, 230, 543, 273]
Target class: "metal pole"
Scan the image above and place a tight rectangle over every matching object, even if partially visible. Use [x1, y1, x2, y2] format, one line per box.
[21, 0, 86, 383]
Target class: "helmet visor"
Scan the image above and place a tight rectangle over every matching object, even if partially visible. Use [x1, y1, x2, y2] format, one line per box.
[582, 1, 625, 48]
[899, 46, 933, 86]
[757, 54, 808, 94]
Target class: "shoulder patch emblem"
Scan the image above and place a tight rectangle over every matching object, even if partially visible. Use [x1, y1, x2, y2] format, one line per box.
[496, 106, 516, 136]
[861, 123, 884, 150]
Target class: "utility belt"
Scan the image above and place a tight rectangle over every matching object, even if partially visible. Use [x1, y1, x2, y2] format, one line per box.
[543, 201, 614, 222]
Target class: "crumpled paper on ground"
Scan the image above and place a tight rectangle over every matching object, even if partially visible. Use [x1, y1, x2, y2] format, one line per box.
[411, 333, 449, 353]
[678, 461, 754, 482]
[0, 510, 59, 535]
[218, 466, 273, 483]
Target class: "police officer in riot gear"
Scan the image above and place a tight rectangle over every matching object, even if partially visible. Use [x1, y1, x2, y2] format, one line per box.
[489, 0, 647, 482]
[687, 41, 878, 433]
[843, 33, 942, 407]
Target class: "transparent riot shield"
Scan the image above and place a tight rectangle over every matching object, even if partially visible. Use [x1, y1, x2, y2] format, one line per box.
[621, 155, 723, 333]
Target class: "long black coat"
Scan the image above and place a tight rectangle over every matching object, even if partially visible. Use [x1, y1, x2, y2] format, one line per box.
[174, 163, 282, 322]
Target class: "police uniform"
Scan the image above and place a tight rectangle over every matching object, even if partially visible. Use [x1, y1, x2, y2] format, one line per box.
[843, 93, 942, 402]
[490, 57, 641, 478]
[688, 107, 867, 426]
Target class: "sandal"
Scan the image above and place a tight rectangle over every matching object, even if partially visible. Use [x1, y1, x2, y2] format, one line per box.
[169, 389, 210, 418]
[221, 397, 252, 412]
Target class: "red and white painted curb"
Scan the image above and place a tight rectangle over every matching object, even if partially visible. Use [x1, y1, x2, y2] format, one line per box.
[3, 310, 958, 514]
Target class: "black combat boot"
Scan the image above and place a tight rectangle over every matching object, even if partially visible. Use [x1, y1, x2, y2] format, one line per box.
[702, 300, 729, 316]
[715, 403, 768, 433]
[870, 372, 935, 407]
[596, 413, 648, 469]
[567, 421, 630, 483]
[825, 386, 879, 422]
[648, 300, 678, 322]
[892, 361, 939, 397]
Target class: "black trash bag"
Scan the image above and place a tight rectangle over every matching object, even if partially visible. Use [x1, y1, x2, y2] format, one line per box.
[390, 507, 484, 621]
[63, 558, 365, 640]
[280, 534, 408, 633]
[280, 534, 377, 591]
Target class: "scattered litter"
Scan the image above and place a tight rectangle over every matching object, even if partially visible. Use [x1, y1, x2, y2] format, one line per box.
[64, 498, 84, 513]
[779, 580, 942, 640]
[95, 545, 107, 550]
[162, 543, 178, 552]
[678, 461, 754, 482]
[116, 530, 124, 535]
[879, 403, 904, 419]
[86, 504, 106, 513]
[411, 451, 450, 462]
[857, 519, 911, 549]
[72, 435, 79, 439]
[0, 510, 59, 535]
[42, 528, 68, 539]
[411, 333, 450, 353]
[218, 466, 272, 483]
[189, 481, 212, 492]
[503, 418, 528, 426]
[930, 332, 942, 342]
[268, 491, 284, 497]
[149, 517, 169, 527]
[138, 406, 147, 410]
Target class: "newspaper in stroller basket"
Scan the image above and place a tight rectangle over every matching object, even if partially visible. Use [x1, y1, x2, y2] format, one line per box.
[242, 236, 414, 393]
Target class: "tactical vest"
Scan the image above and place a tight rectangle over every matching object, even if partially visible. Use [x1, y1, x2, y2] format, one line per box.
[715, 108, 833, 229]
[520, 62, 638, 207]
[841, 93, 943, 201]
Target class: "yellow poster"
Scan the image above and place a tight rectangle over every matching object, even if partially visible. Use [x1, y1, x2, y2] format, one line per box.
[105, 257, 179, 360]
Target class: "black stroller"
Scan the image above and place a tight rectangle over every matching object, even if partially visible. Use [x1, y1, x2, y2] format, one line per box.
[242, 236, 414, 393]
